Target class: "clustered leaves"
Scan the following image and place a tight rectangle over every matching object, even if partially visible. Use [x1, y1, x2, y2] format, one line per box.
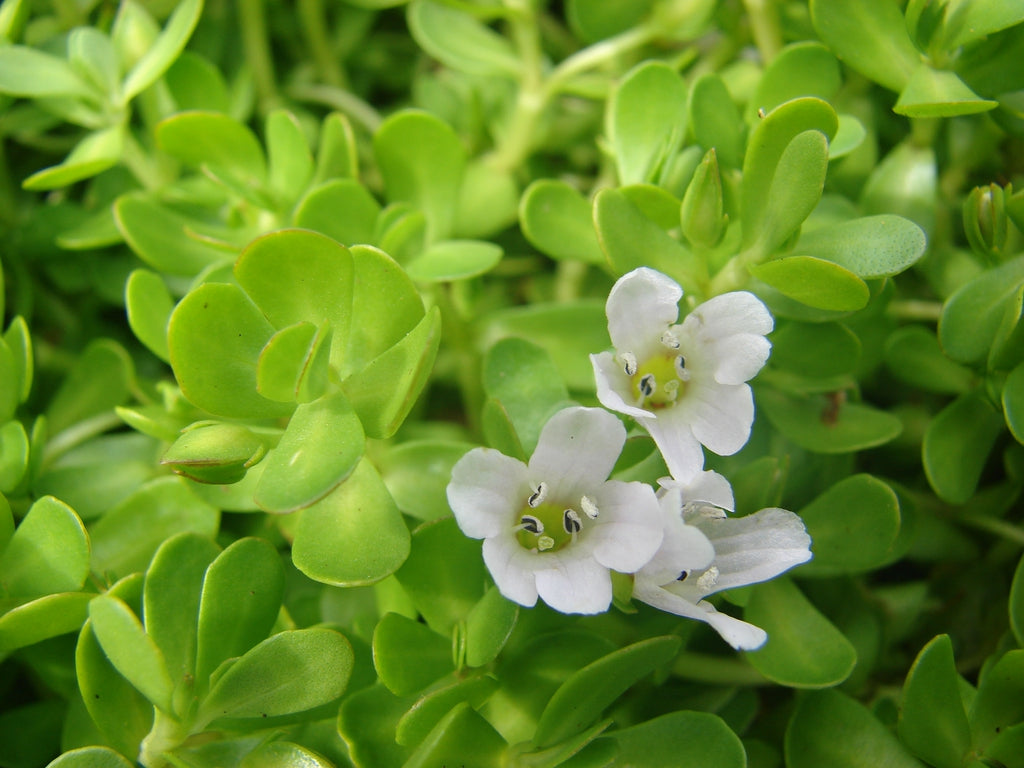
[2, 0, 1024, 767]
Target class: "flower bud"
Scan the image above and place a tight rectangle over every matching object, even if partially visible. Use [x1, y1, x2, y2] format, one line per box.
[680, 148, 728, 249]
[161, 421, 266, 484]
[963, 183, 1008, 260]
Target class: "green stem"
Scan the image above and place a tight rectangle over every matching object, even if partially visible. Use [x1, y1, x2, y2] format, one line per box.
[887, 299, 943, 322]
[238, 0, 280, 114]
[433, 283, 483, 437]
[671, 651, 771, 685]
[955, 514, 1024, 547]
[286, 83, 382, 134]
[0, 140, 17, 228]
[742, 0, 782, 62]
[42, 412, 125, 469]
[297, 0, 349, 89]
[121, 129, 168, 191]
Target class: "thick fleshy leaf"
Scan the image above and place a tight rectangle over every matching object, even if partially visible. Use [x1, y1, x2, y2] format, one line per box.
[748, 42, 841, 120]
[196, 628, 353, 727]
[689, 73, 744, 169]
[293, 179, 380, 246]
[406, 239, 503, 282]
[125, 269, 174, 362]
[750, 256, 869, 311]
[799, 474, 901, 576]
[757, 387, 902, 453]
[157, 111, 266, 183]
[745, 578, 857, 688]
[165, 50, 230, 112]
[266, 109, 314, 205]
[969, 649, 1024, 753]
[601, 711, 746, 768]
[0, 420, 29, 494]
[454, 161, 519, 239]
[194, 537, 285, 692]
[608, 61, 688, 185]
[292, 458, 411, 586]
[899, 635, 971, 768]
[0, 592, 93, 656]
[923, 390, 1004, 504]
[256, 321, 332, 404]
[465, 586, 518, 668]
[372, 612, 453, 695]
[24, 128, 126, 191]
[47, 747, 137, 768]
[313, 112, 358, 185]
[379, 440, 474, 521]
[1012, 554, 1024, 647]
[402, 702, 507, 768]
[161, 422, 266, 485]
[884, 326, 975, 395]
[396, 676, 499, 748]
[939, 255, 1024, 365]
[239, 742, 335, 768]
[861, 142, 937, 239]
[787, 689, 925, 767]
[407, 0, 520, 77]
[770, 321, 861, 379]
[944, 0, 1024, 46]
[533, 636, 681, 748]
[796, 215, 926, 278]
[45, 338, 133, 436]
[121, 0, 202, 100]
[895, 65, 997, 118]
[0, 496, 89, 598]
[338, 683, 416, 768]
[755, 130, 829, 256]
[0, 46, 91, 97]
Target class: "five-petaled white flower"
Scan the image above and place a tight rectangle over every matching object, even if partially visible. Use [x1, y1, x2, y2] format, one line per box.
[591, 267, 774, 482]
[632, 474, 812, 650]
[446, 407, 663, 615]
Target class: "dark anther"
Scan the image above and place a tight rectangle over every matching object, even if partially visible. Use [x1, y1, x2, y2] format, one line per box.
[521, 515, 543, 534]
[563, 509, 582, 534]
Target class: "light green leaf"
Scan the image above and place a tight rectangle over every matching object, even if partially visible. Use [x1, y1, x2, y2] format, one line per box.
[46, 746, 137, 768]
[256, 321, 332, 404]
[796, 215, 926, 278]
[292, 458, 411, 586]
[161, 422, 267, 485]
[757, 387, 903, 453]
[750, 256, 869, 311]
[756, 130, 829, 255]
[894, 64, 997, 118]
[293, 179, 381, 246]
[45, 338, 133, 436]
[0, 420, 30, 494]
[157, 110, 267, 183]
[379, 440, 473, 521]
[23, 125, 124, 190]
[396, 676, 499, 748]
[745, 578, 857, 688]
[0, 496, 89, 598]
[747, 41, 841, 120]
[121, 0, 202, 100]
[944, 0, 1024, 47]
[465, 586, 518, 668]
[939, 254, 1024, 365]
[125, 269, 173, 363]
[239, 742, 335, 768]
[407, 0, 520, 77]
[520, 180, 605, 264]
[923, 389, 1004, 504]
[313, 112, 358, 185]
[689, 73, 744, 169]
[69, 27, 121, 98]
[402, 702, 507, 768]
[0, 592, 93, 656]
[405, 239, 503, 282]
[372, 612, 453, 695]
[266, 109, 314, 205]
[0, 45, 90, 97]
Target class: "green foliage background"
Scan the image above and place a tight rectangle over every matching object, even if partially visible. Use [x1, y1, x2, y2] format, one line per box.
[1, 0, 1024, 766]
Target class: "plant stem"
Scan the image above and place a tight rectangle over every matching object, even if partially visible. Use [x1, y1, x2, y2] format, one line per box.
[742, 0, 782, 62]
[238, 0, 280, 114]
[432, 283, 483, 436]
[286, 83, 382, 134]
[887, 299, 943, 322]
[956, 514, 1024, 547]
[297, 0, 348, 89]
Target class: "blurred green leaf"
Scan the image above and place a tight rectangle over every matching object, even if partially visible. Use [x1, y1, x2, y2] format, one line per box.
[601, 711, 746, 768]
[884, 326, 974, 395]
[748, 42, 841, 120]
[157, 110, 267, 183]
[520, 180, 604, 264]
[746, 578, 856, 688]
[293, 179, 380, 246]
[1009, 362, 1024, 444]
[379, 440, 472, 521]
[0, 420, 30, 494]
[313, 112, 358, 185]
[757, 387, 902, 453]
[292, 458, 411, 586]
[0, 46, 91, 97]
[24, 125, 125, 190]
[165, 51, 230, 112]
[1, 496, 89, 598]
[861, 142, 937, 238]
[944, 0, 1024, 47]
[125, 270, 174, 363]
[689, 73, 744, 169]
[121, 0, 202, 101]
[46, 746, 137, 768]
[939, 255, 1024, 365]
[771, 321, 861, 379]
[407, 0, 520, 77]
[46, 338, 133, 436]
[406, 240, 503, 282]
[239, 741, 335, 768]
[454, 161, 519, 239]
[266, 109, 313, 205]
[396, 676, 499, 748]
[923, 389, 1004, 504]
[465, 586, 517, 668]
[898, 635, 971, 768]
[1011, 554, 1024, 647]
[968, 649, 1024, 753]
[373, 612, 453, 695]
[568, 0, 655, 42]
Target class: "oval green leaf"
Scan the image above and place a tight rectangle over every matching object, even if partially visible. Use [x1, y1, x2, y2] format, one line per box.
[520, 180, 605, 264]
[372, 612, 453, 696]
[0, 496, 89, 598]
[750, 256, 869, 311]
[923, 389, 1004, 504]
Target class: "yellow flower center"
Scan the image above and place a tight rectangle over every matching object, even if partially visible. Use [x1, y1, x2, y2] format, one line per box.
[515, 485, 598, 552]
[631, 354, 689, 408]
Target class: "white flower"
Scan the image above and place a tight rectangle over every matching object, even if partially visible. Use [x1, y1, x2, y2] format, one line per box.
[446, 407, 663, 615]
[632, 475, 812, 650]
[591, 268, 773, 482]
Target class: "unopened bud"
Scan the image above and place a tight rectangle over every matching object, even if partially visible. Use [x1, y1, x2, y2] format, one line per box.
[161, 421, 266, 484]
[681, 148, 727, 249]
[963, 183, 1008, 260]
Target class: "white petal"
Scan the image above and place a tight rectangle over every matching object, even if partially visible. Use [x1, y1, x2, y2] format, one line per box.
[606, 268, 682, 356]
[709, 334, 772, 385]
[638, 491, 715, 585]
[686, 382, 754, 456]
[633, 579, 767, 650]
[534, 553, 613, 614]
[682, 291, 773, 340]
[691, 508, 812, 594]
[660, 470, 735, 511]
[586, 480, 664, 573]
[528, 407, 625, 499]
[591, 352, 654, 420]
[640, 408, 705, 482]
[448, 448, 530, 539]
[482, 535, 539, 607]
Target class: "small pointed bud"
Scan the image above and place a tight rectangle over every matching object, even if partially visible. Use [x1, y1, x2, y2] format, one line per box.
[680, 148, 727, 249]
[964, 183, 1008, 260]
[161, 421, 266, 485]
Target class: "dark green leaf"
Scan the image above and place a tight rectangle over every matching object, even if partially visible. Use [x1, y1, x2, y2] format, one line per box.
[923, 390, 1004, 504]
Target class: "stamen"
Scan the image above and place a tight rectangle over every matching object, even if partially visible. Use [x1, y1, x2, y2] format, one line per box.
[676, 570, 689, 582]
[620, 352, 638, 376]
[563, 508, 582, 534]
[638, 374, 655, 398]
[674, 356, 690, 381]
[537, 535, 555, 551]
[660, 330, 680, 349]
[662, 379, 679, 401]
[580, 495, 599, 519]
[527, 482, 548, 508]
[519, 515, 544, 534]
[696, 566, 720, 592]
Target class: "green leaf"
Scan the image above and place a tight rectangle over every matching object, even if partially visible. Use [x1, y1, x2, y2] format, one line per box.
[143, 533, 221, 695]
[465, 586, 518, 668]
[379, 440, 474, 521]
[1010, 363, 1024, 444]
[168, 282, 292, 419]
[394, 517, 486, 635]
[115, 193, 233, 276]
[256, 321, 332, 404]
[787, 689, 925, 767]
[239, 742, 335, 768]
[88, 477, 219, 581]
[157, 110, 267, 184]
[755, 130, 829, 255]
[748, 42, 841, 120]
[23, 125, 125, 190]
[741, 98, 838, 250]
[88, 594, 174, 712]
[898, 635, 972, 768]
[796, 214, 926, 278]
[0, 45, 90, 97]
[266, 109, 314, 205]
[125, 269, 174, 363]
[45, 338, 133, 436]
[884, 326, 974, 395]
[770, 321, 861, 379]
[402, 702, 507, 768]
[1012, 554, 1024, 647]
[895, 64, 997, 118]
[338, 684, 416, 768]
[0, 496, 89, 598]
[745, 578, 857, 688]
[939, 255, 1024, 365]
[197, 628, 353, 727]
[313, 112, 358, 185]
[372, 612, 453, 695]
[602, 711, 746, 768]
[69, 27, 120, 98]
[810, 0, 920, 92]
[594, 188, 702, 295]
[396, 676, 499, 748]
[944, 0, 1024, 47]
[923, 389, 1004, 504]
[533, 636, 682, 748]
[799, 474, 901, 576]
[689, 73, 744, 169]
[0, 420, 30, 494]
[608, 61, 688, 185]
[165, 50, 230, 112]
[568, 0, 655, 42]
[861, 142, 937, 238]
[293, 179, 381, 246]
[292, 458, 411, 586]
[454, 161, 519, 239]
[0, 592, 93, 656]
[374, 110, 465, 242]
[121, 0, 202, 100]
[750, 256, 869, 311]
[405, 239, 503, 282]
[757, 387, 903, 453]
[407, 0, 520, 77]
[194, 537, 285, 691]
[254, 392, 364, 512]
[968, 649, 1024, 753]
[343, 306, 441, 439]
[46, 747, 137, 768]
[162, 422, 266, 485]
